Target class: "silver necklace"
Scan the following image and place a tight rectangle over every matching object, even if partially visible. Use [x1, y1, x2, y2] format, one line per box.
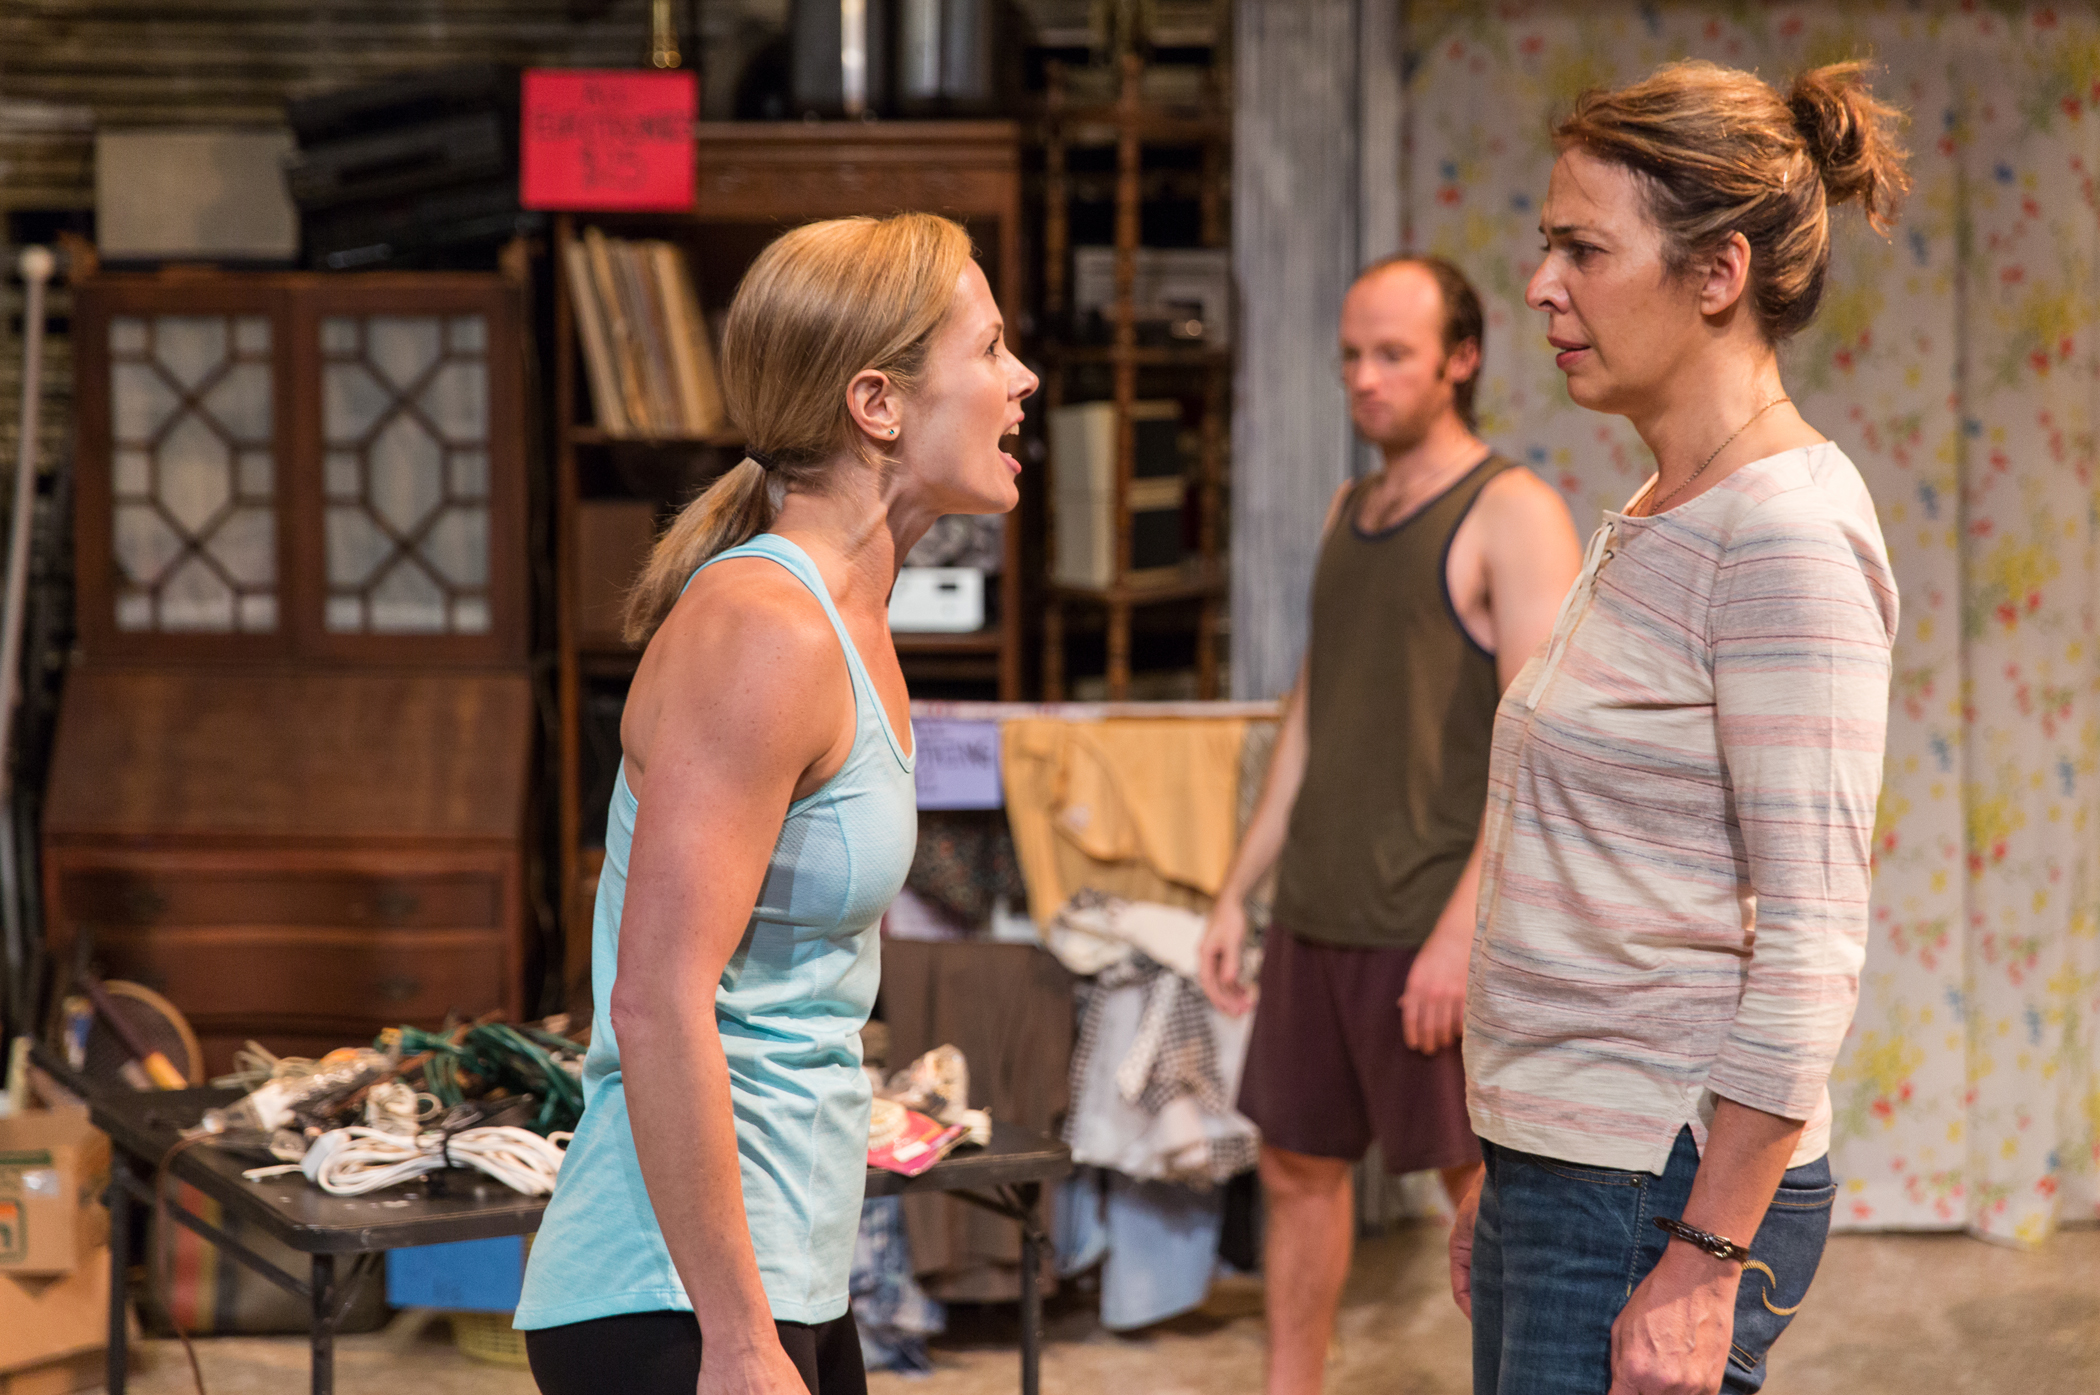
[1640, 396, 1790, 517]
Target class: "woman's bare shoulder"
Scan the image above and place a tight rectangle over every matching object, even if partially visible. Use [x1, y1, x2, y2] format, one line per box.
[626, 557, 850, 765]
[660, 557, 838, 664]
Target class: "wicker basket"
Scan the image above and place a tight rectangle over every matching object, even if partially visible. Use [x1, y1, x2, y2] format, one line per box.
[451, 1310, 530, 1367]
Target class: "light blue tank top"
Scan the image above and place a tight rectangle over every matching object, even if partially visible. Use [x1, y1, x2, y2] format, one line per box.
[516, 534, 916, 1329]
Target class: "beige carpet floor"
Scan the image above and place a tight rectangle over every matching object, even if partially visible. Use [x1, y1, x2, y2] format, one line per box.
[98, 1224, 2098, 1394]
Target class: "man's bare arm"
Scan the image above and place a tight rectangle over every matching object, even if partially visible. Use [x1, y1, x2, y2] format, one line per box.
[1480, 468, 1584, 690]
[1197, 480, 1356, 1016]
[1403, 469, 1582, 1052]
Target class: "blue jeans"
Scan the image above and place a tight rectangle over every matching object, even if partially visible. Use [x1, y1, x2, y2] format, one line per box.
[1471, 1128, 1836, 1395]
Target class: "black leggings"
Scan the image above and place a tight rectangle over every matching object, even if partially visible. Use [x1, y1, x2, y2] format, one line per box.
[525, 1309, 867, 1395]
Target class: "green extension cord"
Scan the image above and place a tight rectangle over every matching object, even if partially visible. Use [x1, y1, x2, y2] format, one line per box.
[383, 1023, 586, 1136]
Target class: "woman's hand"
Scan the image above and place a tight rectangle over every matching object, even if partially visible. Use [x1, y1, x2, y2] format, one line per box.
[697, 1333, 809, 1395]
[1448, 1169, 1482, 1318]
[1606, 1245, 1738, 1395]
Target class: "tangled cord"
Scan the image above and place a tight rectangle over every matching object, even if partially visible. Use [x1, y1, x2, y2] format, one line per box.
[362, 1078, 439, 1135]
[243, 1124, 571, 1196]
[868, 1097, 909, 1150]
[385, 1023, 586, 1135]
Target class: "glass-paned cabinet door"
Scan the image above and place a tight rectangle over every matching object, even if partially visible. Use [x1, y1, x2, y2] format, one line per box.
[107, 313, 278, 633]
[319, 313, 493, 636]
[77, 276, 519, 665]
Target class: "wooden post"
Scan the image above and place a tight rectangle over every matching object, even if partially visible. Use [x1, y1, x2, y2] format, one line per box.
[1109, 53, 1143, 700]
[552, 214, 589, 1011]
[1107, 597, 1132, 700]
[1198, 359, 1227, 699]
[1044, 64, 1070, 322]
[1043, 602, 1065, 701]
[1042, 68, 1071, 699]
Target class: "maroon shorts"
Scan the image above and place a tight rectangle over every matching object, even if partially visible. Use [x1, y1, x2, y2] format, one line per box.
[1236, 926, 1479, 1172]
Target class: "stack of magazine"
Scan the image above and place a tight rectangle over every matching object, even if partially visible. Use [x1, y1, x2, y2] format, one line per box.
[563, 227, 727, 439]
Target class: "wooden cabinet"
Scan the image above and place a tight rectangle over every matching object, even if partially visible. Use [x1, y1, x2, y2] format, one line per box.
[49, 268, 535, 1076]
[49, 846, 520, 1069]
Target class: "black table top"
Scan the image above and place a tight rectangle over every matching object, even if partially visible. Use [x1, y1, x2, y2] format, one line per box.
[90, 1086, 548, 1254]
[86, 1084, 1069, 1255]
[864, 1121, 1072, 1200]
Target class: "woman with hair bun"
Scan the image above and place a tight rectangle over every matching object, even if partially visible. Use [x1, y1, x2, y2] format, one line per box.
[1451, 61, 1909, 1395]
[515, 212, 1035, 1395]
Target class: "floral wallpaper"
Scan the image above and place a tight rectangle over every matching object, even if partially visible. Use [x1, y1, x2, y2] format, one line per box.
[1402, 0, 2100, 1243]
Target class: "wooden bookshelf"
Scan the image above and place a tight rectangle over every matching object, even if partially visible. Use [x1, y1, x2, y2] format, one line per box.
[551, 121, 1028, 1009]
[1038, 54, 1231, 700]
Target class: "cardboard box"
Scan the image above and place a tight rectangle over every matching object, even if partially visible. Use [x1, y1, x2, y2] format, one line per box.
[0, 1350, 102, 1395]
[0, 1108, 110, 1276]
[95, 128, 300, 262]
[0, 1246, 108, 1376]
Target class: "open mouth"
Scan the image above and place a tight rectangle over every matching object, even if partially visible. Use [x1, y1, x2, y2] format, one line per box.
[999, 424, 1023, 475]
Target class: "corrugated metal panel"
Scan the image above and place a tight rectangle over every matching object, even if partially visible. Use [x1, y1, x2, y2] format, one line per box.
[1230, 0, 1358, 699]
[0, 0, 676, 211]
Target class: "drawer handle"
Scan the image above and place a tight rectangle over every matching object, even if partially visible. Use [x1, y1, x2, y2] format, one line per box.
[372, 889, 421, 923]
[375, 976, 424, 1004]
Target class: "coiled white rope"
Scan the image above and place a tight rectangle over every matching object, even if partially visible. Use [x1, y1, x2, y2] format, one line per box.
[242, 1125, 571, 1197]
[868, 1097, 909, 1150]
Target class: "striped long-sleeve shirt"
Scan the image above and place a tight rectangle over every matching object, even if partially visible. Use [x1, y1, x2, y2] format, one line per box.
[1466, 443, 1898, 1174]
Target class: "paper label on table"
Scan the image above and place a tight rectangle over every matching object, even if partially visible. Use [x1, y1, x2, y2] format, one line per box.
[913, 719, 1003, 810]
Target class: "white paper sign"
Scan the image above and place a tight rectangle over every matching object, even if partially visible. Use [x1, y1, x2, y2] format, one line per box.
[912, 719, 1004, 810]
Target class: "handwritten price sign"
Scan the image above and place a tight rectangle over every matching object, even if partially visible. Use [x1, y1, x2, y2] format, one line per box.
[521, 69, 696, 212]
[913, 719, 1004, 810]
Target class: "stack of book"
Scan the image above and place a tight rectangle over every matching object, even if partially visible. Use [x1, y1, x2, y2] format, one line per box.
[563, 227, 727, 439]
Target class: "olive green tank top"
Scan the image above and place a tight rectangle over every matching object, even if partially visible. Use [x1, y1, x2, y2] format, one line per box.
[1270, 453, 1513, 949]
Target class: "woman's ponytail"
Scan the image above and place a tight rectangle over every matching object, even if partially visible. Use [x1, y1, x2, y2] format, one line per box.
[620, 457, 775, 645]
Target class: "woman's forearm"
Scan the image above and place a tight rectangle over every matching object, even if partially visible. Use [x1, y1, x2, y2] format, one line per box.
[620, 996, 779, 1352]
[1678, 1096, 1807, 1255]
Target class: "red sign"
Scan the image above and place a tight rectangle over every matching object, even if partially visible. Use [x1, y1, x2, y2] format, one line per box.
[521, 69, 696, 212]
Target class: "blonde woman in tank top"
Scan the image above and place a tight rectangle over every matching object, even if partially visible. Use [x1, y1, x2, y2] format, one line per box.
[1454, 63, 1907, 1395]
[516, 214, 1035, 1395]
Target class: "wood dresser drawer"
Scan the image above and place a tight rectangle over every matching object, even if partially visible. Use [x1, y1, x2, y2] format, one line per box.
[57, 864, 503, 930]
[44, 846, 526, 1076]
[94, 927, 510, 1032]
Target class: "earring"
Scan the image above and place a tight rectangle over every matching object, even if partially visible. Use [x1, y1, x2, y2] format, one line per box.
[888, 427, 897, 436]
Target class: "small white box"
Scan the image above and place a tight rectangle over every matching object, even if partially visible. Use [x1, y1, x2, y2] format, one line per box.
[1072, 246, 1233, 344]
[889, 567, 984, 632]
